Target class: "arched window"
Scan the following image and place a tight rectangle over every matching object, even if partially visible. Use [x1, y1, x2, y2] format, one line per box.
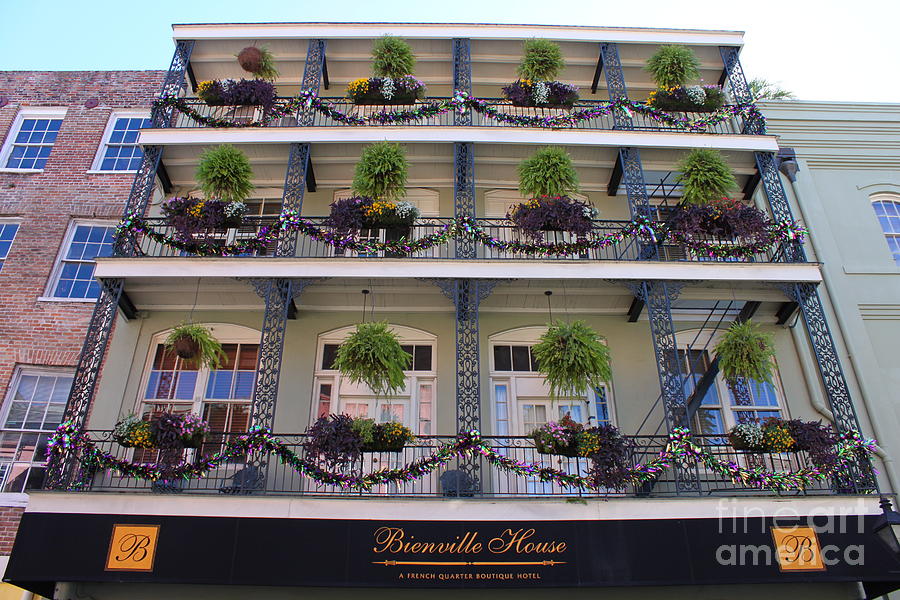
[312, 325, 436, 435]
[488, 326, 614, 436]
[136, 324, 260, 435]
[871, 194, 900, 265]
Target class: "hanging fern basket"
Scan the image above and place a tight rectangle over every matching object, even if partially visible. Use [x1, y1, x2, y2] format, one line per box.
[172, 335, 200, 359]
[333, 322, 412, 396]
[531, 320, 612, 398]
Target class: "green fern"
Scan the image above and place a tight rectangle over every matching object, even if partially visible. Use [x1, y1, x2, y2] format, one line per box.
[517, 39, 565, 81]
[532, 320, 611, 398]
[236, 46, 279, 81]
[645, 45, 700, 89]
[333, 322, 412, 396]
[352, 142, 408, 201]
[715, 320, 776, 388]
[164, 323, 226, 369]
[676, 149, 737, 205]
[372, 35, 416, 78]
[518, 146, 580, 199]
[196, 144, 254, 203]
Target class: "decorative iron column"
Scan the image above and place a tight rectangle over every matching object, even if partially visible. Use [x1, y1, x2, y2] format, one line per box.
[454, 142, 476, 258]
[755, 152, 806, 263]
[45, 279, 125, 489]
[247, 279, 293, 430]
[276, 143, 310, 257]
[452, 38, 472, 126]
[599, 42, 632, 130]
[618, 147, 657, 260]
[47, 41, 197, 489]
[298, 39, 326, 126]
[431, 278, 500, 491]
[718, 46, 764, 134]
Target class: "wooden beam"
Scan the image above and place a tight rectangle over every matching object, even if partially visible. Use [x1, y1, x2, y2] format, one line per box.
[627, 296, 644, 322]
[118, 291, 137, 321]
[742, 169, 761, 201]
[306, 158, 316, 193]
[607, 153, 623, 197]
[322, 54, 330, 90]
[157, 160, 173, 194]
[287, 299, 298, 320]
[186, 62, 198, 92]
[591, 52, 603, 94]
[776, 301, 799, 325]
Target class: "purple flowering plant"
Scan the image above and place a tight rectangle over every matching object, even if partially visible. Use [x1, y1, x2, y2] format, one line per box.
[667, 198, 769, 241]
[502, 80, 579, 108]
[197, 79, 277, 111]
[647, 85, 726, 112]
[508, 195, 597, 239]
[161, 197, 247, 243]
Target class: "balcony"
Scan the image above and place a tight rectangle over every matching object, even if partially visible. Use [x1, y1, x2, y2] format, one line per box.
[159, 96, 757, 136]
[117, 216, 800, 264]
[53, 431, 864, 498]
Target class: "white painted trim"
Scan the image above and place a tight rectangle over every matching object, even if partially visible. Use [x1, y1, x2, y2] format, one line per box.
[0, 493, 29, 508]
[138, 127, 780, 152]
[45, 219, 117, 300]
[89, 110, 152, 172]
[95, 258, 824, 283]
[25, 492, 879, 521]
[0, 107, 68, 170]
[171, 23, 745, 46]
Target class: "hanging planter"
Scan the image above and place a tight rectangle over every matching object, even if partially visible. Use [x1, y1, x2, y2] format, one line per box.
[676, 149, 738, 206]
[164, 323, 226, 368]
[531, 320, 612, 399]
[714, 319, 776, 393]
[502, 39, 578, 108]
[333, 321, 412, 396]
[348, 36, 426, 105]
[236, 46, 279, 81]
[352, 142, 409, 202]
[644, 45, 724, 112]
[196, 144, 254, 205]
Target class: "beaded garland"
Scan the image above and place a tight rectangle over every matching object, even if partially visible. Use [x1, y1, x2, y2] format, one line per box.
[116, 210, 807, 260]
[153, 90, 764, 133]
[47, 422, 876, 492]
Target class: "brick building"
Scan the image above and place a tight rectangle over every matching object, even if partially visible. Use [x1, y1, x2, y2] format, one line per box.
[0, 70, 164, 597]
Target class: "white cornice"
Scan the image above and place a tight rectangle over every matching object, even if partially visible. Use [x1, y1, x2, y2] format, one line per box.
[171, 22, 744, 46]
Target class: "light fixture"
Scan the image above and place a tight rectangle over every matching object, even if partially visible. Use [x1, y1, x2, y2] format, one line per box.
[874, 498, 900, 555]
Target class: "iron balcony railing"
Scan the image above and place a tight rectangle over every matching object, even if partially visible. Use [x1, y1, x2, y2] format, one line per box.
[163, 97, 750, 135]
[46, 431, 863, 498]
[121, 216, 794, 264]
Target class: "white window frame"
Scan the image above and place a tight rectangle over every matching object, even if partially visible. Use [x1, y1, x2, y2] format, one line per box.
[88, 110, 152, 173]
[0, 107, 68, 173]
[42, 219, 117, 302]
[488, 326, 615, 436]
[1, 366, 74, 432]
[870, 193, 900, 267]
[133, 324, 260, 418]
[0, 217, 22, 272]
[311, 324, 437, 435]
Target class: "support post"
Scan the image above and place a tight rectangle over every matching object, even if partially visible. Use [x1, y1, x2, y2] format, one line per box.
[45, 279, 125, 489]
[452, 38, 472, 126]
[151, 40, 195, 128]
[755, 152, 806, 263]
[718, 46, 764, 134]
[248, 279, 293, 430]
[276, 143, 310, 257]
[618, 147, 657, 259]
[454, 142, 476, 258]
[599, 42, 632, 130]
[299, 39, 326, 126]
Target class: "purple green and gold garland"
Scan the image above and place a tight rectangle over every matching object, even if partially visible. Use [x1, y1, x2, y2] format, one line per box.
[153, 90, 765, 133]
[47, 422, 875, 492]
[116, 210, 807, 260]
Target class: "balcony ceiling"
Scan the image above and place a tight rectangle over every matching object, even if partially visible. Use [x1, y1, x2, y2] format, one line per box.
[186, 37, 730, 101]
[159, 142, 761, 195]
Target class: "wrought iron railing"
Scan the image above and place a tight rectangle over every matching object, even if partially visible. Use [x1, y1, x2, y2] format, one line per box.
[44, 431, 861, 498]
[120, 216, 792, 264]
[161, 97, 749, 135]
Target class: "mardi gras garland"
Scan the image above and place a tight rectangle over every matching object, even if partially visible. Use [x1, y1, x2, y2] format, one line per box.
[153, 91, 764, 133]
[47, 423, 875, 492]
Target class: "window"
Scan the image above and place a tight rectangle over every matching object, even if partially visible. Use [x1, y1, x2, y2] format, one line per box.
[313, 325, 435, 435]
[94, 114, 151, 171]
[0, 109, 66, 170]
[872, 197, 900, 266]
[49, 222, 115, 299]
[0, 368, 73, 492]
[0, 221, 20, 272]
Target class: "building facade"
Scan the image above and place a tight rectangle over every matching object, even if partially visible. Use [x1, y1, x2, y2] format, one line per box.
[3, 24, 899, 599]
[0, 70, 164, 598]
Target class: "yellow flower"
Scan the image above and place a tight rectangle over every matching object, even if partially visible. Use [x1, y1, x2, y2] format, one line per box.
[196, 80, 215, 95]
[364, 200, 397, 218]
[347, 78, 371, 95]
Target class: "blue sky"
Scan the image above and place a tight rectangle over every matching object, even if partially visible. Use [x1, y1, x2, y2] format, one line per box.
[2, 0, 898, 102]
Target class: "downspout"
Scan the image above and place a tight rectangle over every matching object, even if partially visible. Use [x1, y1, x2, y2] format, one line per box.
[783, 170, 898, 495]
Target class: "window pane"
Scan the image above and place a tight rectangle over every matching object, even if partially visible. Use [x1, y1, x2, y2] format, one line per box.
[321, 344, 339, 369]
[511, 346, 531, 371]
[493, 346, 512, 371]
[413, 345, 432, 371]
[317, 383, 332, 418]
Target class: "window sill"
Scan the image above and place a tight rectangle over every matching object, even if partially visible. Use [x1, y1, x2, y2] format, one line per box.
[86, 169, 139, 174]
[36, 296, 99, 303]
[0, 168, 43, 174]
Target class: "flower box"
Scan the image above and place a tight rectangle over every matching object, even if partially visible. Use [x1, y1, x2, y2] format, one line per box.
[508, 195, 597, 239]
[667, 199, 769, 241]
[647, 85, 725, 113]
[161, 197, 247, 242]
[502, 80, 579, 109]
[197, 79, 277, 111]
[347, 76, 426, 105]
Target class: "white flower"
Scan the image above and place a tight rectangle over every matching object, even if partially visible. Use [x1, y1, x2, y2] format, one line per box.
[381, 77, 396, 100]
[732, 422, 764, 447]
[393, 201, 420, 220]
[685, 85, 706, 105]
[224, 201, 246, 218]
[533, 81, 550, 105]
[581, 205, 599, 219]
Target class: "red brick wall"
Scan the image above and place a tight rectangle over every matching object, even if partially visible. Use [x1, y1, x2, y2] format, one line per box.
[0, 507, 23, 555]
[0, 72, 164, 556]
[0, 71, 164, 406]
